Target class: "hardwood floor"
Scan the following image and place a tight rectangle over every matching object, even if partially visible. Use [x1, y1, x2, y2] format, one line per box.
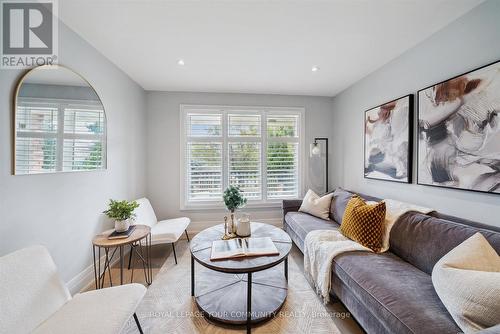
[86, 235, 364, 334]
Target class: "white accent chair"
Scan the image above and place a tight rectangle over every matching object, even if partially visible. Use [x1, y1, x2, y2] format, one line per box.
[0, 245, 146, 334]
[131, 198, 190, 266]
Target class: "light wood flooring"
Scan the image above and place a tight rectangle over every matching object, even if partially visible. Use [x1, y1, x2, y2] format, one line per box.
[86, 235, 364, 334]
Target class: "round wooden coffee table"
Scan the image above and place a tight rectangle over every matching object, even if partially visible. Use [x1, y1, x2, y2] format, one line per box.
[190, 222, 292, 334]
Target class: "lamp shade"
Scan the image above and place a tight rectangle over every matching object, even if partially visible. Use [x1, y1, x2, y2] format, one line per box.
[310, 143, 321, 157]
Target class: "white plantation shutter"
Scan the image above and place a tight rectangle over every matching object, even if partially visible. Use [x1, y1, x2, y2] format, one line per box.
[267, 115, 298, 137]
[228, 114, 261, 137]
[187, 113, 222, 137]
[63, 106, 105, 171]
[15, 99, 106, 175]
[15, 103, 58, 174]
[187, 142, 223, 201]
[181, 106, 303, 207]
[229, 142, 261, 199]
[266, 114, 300, 198]
[267, 143, 299, 198]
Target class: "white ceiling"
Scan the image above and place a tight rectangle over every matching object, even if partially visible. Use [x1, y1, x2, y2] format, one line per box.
[59, 0, 483, 96]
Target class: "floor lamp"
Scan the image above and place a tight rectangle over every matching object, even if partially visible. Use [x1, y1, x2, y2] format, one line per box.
[310, 137, 329, 193]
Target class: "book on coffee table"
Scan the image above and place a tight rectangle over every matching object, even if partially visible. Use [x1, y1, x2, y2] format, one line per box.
[210, 237, 279, 261]
[107, 225, 136, 240]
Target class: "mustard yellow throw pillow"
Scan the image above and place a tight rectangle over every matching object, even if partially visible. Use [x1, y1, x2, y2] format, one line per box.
[340, 195, 386, 252]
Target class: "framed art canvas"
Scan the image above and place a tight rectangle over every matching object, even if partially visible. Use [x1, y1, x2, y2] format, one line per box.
[364, 94, 413, 183]
[417, 60, 500, 194]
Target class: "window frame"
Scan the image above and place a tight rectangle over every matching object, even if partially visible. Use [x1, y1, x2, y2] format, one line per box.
[180, 104, 305, 210]
[13, 96, 107, 175]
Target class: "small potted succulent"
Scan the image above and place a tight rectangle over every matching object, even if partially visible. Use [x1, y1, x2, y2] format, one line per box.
[103, 199, 140, 232]
[223, 185, 247, 234]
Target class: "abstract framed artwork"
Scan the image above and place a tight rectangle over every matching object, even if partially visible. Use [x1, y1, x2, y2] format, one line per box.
[364, 94, 413, 183]
[417, 60, 500, 194]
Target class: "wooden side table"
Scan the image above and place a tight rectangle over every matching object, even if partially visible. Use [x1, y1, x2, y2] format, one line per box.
[92, 224, 152, 289]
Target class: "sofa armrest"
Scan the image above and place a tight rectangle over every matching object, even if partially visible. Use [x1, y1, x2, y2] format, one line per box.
[282, 199, 302, 210]
[282, 199, 302, 224]
[477, 324, 500, 334]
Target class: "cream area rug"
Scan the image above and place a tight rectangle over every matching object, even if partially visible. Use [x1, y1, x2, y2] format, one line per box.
[121, 241, 362, 334]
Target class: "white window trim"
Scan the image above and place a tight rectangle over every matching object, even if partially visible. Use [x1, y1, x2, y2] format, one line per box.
[179, 104, 305, 211]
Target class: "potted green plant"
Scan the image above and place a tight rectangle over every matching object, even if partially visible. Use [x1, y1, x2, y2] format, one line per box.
[223, 185, 247, 233]
[103, 199, 140, 232]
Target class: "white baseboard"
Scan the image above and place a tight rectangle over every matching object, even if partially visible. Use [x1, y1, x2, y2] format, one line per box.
[67, 219, 283, 294]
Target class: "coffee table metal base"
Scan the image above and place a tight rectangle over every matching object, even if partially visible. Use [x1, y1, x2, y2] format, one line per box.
[192, 256, 288, 333]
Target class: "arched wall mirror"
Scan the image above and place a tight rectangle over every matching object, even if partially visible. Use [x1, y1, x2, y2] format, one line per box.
[13, 65, 106, 175]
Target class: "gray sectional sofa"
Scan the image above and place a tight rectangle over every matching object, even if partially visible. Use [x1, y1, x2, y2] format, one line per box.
[282, 188, 500, 334]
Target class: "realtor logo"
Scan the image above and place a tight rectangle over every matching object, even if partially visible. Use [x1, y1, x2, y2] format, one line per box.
[1, 0, 58, 69]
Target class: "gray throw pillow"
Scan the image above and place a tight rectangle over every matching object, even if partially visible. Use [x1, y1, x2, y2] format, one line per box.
[330, 188, 354, 223]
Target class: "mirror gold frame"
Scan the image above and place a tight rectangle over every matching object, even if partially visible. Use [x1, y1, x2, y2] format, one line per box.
[13, 65, 107, 175]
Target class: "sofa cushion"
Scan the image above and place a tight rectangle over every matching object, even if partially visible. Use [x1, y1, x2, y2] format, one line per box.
[330, 188, 355, 222]
[285, 211, 338, 243]
[390, 212, 500, 275]
[299, 189, 333, 220]
[341, 196, 386, 252]
[332, 251, 461, 334]
[432, 233, 500, 333]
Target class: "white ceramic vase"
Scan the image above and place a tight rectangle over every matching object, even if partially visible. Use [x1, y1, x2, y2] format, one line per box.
[236, 214, 251, 237]
[115, 219, 130, 232]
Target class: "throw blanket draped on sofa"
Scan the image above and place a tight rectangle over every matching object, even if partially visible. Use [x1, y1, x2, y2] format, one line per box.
[304, 199, 434, 303]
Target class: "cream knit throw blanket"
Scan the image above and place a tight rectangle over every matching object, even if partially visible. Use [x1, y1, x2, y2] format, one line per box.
[304, 199, 434, 303]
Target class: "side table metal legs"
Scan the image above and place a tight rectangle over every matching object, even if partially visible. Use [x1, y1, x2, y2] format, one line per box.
[130, 234, 153, 285]
[119, 245, 124, 285]
[92, 233, 152, 289]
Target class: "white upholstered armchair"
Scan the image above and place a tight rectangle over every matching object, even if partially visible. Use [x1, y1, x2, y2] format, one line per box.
[130, 198, 190, 266]
[0, 245, 146, 334]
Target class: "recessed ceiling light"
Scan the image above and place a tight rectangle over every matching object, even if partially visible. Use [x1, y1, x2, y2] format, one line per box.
[177, 59, 185, 66]
[311, 66, 319, 72]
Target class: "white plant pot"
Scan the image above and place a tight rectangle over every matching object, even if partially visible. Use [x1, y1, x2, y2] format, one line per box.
[115, 219, 130, 232]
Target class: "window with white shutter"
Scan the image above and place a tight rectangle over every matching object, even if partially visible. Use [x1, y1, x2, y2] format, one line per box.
[15, 99, 106, 174]
[229, 142, 261, 199]
[181, 105, 304, 208]
[266, 115, 300, 199]
[187, 142, 223, 201]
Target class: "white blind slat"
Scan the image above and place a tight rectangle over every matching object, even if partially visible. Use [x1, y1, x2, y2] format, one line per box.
[229, 142, 261, 199]
[267, 115, 298, 138]
[15, 100, 106, 174]
[187, 114, 222, 137]
[187, 142, 223, 201]
[267, 142, 298, 199]
[228, 114, 261, 137]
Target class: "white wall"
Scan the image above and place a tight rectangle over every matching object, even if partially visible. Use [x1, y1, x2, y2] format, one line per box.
[331, 0, 500, 226]
[146, 92, 333, 230]
[0, 22, 147, 291]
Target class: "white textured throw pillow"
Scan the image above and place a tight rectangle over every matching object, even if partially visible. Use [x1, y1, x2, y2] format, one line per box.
[299, 190, 333, 220]
[432, 233, 500, 333]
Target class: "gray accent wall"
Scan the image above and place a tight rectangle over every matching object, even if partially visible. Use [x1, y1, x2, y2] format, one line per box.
[146, 91, 333, 229]
[0, 21, 147, 291]
[331, 0, 500, 226]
